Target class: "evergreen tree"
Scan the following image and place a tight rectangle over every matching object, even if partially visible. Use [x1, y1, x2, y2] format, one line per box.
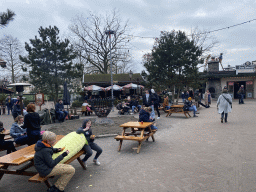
[143, 30, 202, 102]
[0, 9, 15, 27]
[20, 26, 82, 102]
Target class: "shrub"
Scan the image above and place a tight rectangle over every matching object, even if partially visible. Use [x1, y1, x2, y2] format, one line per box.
[72, 100, 83, 108]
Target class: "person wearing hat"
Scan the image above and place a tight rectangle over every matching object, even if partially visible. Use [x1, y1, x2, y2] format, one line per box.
[183, 97, 198, 117]
[217, 87, 232, 123]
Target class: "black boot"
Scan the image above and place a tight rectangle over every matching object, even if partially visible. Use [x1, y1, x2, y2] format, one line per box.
[47, 185, 59, 192]
[221, 118, 223, 123]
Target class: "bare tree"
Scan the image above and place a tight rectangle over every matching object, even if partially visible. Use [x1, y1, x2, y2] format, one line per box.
[0, 35, 26, 83]
[188, 27, 219, 67]
[69, 9, 132, 74]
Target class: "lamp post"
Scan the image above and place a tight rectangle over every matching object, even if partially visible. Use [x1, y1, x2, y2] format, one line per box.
[0, 59, 7, 68]
[8, 83, 31, 115]
[105, 30, 115, 111]
[129, 70, 133, 82]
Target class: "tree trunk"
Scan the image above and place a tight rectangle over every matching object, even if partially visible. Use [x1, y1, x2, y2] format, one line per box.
[176, 86, 180, 105]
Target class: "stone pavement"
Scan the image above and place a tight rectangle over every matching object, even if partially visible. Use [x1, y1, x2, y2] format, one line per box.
[1, 100, 256, 192]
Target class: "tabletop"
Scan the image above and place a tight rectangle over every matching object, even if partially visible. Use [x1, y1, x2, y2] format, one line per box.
[0, 135, 64, 166]
[0, 130, 10, 135]
[171, 105, 184, 108]
[120, 122, 153, 129]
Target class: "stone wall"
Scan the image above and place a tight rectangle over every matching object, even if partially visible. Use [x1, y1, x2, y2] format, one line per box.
[208, 61, 219, 72]
[207, 79, 222, 99]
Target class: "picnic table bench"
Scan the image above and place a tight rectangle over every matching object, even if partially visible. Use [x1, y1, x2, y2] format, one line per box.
[0, 130, 24, 152]
[0, 135, 86, 188]
[166, 104, 191, 118]
[115, 122, 156, 153]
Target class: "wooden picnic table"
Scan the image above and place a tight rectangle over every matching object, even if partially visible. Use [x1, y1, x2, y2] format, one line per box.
[0, 135, 86, 188]
[166, 104, 191, 118]
[115, 122, 155, 154]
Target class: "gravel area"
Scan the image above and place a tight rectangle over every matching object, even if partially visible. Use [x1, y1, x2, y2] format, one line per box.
[43, 116, 139, 136]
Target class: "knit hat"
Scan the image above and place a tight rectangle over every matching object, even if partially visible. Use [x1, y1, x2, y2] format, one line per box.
[188, 97, 192, 101]
[151, 89, 155, 93]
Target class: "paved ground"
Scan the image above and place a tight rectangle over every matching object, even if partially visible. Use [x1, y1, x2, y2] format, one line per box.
[1, 100, 256, 192]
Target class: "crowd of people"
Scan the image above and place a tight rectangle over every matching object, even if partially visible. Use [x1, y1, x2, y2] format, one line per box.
[0, 85, 238, 191]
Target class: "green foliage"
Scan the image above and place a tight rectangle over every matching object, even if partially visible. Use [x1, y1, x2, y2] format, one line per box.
[23, 99, 30, 107]
[0, 9, 15, 27]
[19, 26, 83, 102]
[143, 30, 202, 92]
[71, 100, 83, 108]
[0, 93, 7, 104]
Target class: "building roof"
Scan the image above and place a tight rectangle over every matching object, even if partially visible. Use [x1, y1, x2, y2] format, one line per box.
[83, 73, 144, 86]
[199, 70, 256, 79]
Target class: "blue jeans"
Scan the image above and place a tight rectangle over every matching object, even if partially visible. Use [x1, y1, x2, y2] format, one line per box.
[82, 143, 102, 162]
[165, 106, 171, 110]
[239, 94, 244, 104]
[221, 112, 228, 120]
[7, 106, 12, 115]
[150, 105, 155, 120]
[132, 105, 142, 113]
[189, 106, 197, 116]
[57, 111, 68, 121]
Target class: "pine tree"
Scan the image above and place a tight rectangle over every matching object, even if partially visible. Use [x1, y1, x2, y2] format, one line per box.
[143, 30, 202, 102]
[0, 9, 15, 27]
[20, 26, 82, 102]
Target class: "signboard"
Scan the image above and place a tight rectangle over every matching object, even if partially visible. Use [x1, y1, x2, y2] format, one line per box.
[228, 82, 234, 86]
[35, 93, 44, 106]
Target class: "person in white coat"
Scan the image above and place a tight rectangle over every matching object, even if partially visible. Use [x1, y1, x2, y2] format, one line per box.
[217, 87, 232, 123]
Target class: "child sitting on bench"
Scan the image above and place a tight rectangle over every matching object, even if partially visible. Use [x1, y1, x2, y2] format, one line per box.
[0, 121, 17, 154]
[139, 107, 158, 131]
[34, 131, 75, 192]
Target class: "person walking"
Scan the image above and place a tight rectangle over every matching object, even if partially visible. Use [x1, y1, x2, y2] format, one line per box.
[142, 90, 152, 107]
[217, 87, 232, 123]
[237, 85, 245, 104]
[5, 96, 14, 115]
[204, 90, 211, 107]
[151, 89, 160, 119]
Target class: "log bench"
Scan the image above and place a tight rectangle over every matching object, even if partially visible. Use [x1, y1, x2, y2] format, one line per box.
[28, 149, 86, 188]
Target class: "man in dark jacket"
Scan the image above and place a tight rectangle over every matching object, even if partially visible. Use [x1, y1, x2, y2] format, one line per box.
[238, 85, 245, 104]
[151, 89, 160, 119]
[55, 99, 68, 122]
[12, 100, 24, 120]
[5, 96, 14, 115]
[139, 107, 157, 131]
[142, 90, 152, 107]
[34, 131, 74, 192]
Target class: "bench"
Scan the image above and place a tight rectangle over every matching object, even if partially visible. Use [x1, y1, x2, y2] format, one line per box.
[166, 105, 191, 118]
[28, 149, 86, 187]
[77, 106, 93, 116]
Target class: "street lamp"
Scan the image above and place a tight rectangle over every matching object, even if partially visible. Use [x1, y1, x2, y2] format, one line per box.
[0, 58, 7, 68]
[105, 30, 116, 111]
[8, 83, 31, 115]
[129, 70, 133, 82]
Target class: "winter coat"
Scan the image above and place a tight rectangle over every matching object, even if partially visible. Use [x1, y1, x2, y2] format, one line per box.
[139, 109, 152, 122]
[55, 103, 64, 112]
[10, 122, 26, 138]
[217, 93, 232, 114]
[5, 98, 14, 108]
[24, 112, 41, 137]
[34, 140, 64, 177]
[12, 104, 22, 119]
[143, 94, 152, 107]
[76, 127, 94, 144]
[151, 93, 159, 105]
[163, 97, 169, 108]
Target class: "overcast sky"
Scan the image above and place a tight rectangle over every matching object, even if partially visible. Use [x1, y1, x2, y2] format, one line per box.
[1, 0, 256, 73]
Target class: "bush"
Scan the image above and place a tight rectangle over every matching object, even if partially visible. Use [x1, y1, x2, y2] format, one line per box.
[72, 100, 83, 108]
